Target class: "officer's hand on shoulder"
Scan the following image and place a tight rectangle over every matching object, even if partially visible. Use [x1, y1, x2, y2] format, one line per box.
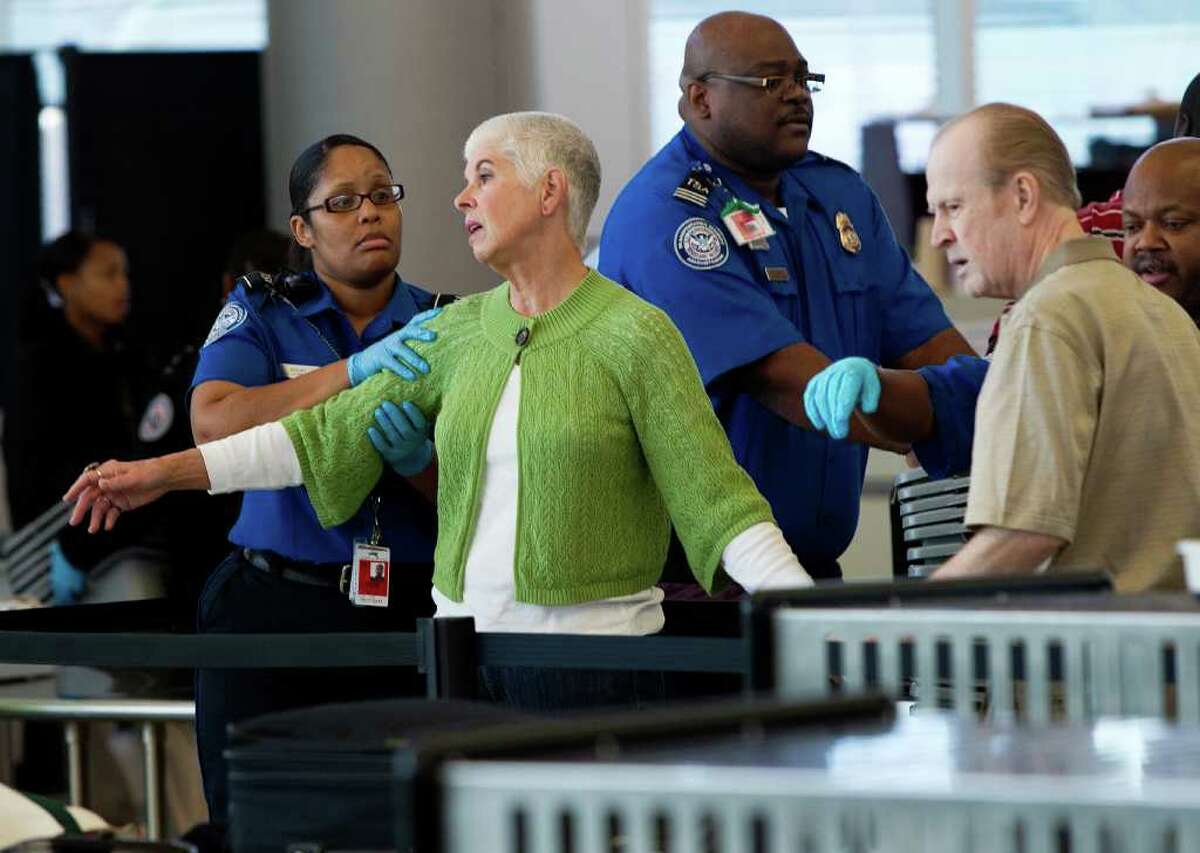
[347, 308, 442, 386]
[803, 357, 881, 440]
[368, 400, 433, 476]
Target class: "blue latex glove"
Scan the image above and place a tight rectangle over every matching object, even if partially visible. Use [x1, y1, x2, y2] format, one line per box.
[368, 400, 433, 476]
[49, 541, 87, 606]
[803, 356, 882, 440]
[347, 308, 442, 386]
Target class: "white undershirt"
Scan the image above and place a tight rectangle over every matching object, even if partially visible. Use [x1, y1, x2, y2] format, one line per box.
[431, 367, 667, 634]
[200, 367, 812, 635]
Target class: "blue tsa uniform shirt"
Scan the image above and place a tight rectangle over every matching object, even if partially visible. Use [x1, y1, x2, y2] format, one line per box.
[913, 355, 989, 479]
[599, 126, 954, 569]
[190, 272, 437, 565]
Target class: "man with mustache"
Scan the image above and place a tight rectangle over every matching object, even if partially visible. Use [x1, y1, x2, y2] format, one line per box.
[806, 135, 1200, 484]
[599, 11, 973, 584]
[1122, 138, 1200, 326]
[811, 105, 1200, 591]
[825, 77, 1200, 482]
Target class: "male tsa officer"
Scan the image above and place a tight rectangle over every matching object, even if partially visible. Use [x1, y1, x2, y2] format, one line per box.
[599, 11, 974, 579]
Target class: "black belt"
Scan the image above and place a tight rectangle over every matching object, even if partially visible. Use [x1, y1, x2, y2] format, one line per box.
[242, 548, 345, 590]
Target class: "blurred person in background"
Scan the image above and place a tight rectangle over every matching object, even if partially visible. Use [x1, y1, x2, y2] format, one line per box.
[1, 231, 196, 826]
[219, 229, 292, 303]
[3, 232, 158, 590]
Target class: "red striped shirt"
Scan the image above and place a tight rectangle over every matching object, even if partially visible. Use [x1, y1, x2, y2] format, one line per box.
[985, 191, 1125, 355]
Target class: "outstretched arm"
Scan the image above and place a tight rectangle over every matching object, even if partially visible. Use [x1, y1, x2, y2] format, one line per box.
[64, 451, 211, 533]
[64, 420, 304, 532]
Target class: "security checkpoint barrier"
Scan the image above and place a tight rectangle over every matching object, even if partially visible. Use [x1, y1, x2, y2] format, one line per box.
[770, 594, 1200, 723]
[0, 574, 1129, 850]
[433, 704, 1200, 853]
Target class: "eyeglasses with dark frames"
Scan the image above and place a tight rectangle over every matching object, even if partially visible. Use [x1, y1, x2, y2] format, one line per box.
[697, 70, 825, 95]
[297, 183, 405, 216]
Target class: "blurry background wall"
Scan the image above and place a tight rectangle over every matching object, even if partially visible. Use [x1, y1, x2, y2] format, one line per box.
[0, 54, 40, 420]
[263, 0, 650, 294]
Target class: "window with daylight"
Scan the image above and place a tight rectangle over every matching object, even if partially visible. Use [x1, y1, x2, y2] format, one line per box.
[974, 0, 1199, 166]
[650, 0, 937, 171]
[0, 0, 267, 239]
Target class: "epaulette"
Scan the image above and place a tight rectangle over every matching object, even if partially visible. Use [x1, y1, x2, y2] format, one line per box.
[672, 161, 719, 208]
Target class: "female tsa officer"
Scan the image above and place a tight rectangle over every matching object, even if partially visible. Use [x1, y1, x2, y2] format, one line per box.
[185, 134, 442, 825]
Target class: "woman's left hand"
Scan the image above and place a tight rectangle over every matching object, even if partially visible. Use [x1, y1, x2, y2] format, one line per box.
[63, 458, 173, 533]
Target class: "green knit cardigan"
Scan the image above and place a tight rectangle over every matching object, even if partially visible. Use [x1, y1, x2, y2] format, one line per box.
[282, 270, 775, 605]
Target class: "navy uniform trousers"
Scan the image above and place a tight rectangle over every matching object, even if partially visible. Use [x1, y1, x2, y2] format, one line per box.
[195, 549, 432, 824]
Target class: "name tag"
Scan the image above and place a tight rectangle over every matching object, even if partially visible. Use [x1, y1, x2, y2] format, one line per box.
[282, 363, 319, 379]
[349, 542, 390, 608]
[764, 266, 790, 282]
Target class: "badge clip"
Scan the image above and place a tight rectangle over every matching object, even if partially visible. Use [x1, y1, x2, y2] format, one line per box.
[347, 496, 390, 607]
[720, 198, 776, 247]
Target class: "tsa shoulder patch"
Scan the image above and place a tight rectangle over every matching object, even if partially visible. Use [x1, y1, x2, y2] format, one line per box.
[203, 301, 248, 347]
[673, 217, 728, 270]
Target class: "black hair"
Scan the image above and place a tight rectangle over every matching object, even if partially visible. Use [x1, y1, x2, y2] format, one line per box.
[287, 134, 392, 270]
[1177, 73, 1200, 138]
[36, 231, 124, 309]
[38, 231, 104, 290]
[224, 228, 291, 277]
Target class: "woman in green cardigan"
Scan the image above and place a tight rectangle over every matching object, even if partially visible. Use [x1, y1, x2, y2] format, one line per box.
[66, 112, 813, 707]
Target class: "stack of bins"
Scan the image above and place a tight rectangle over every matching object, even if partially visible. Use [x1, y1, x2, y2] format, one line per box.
[892, 468, 971, 578]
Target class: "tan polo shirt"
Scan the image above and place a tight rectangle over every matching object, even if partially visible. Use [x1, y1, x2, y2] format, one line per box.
[966, 237, 1200, 592]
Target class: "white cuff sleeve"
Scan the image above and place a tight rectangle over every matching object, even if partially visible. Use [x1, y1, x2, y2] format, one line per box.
[198, 422, 303, 494]
[722, 522, 814, 593]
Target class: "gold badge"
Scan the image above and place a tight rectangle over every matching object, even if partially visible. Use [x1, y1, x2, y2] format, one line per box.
[836, 211, 861, 254]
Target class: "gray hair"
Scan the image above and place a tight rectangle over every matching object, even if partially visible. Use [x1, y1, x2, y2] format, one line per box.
[938, 102, 1082, 210]
[463, 112, 601, 253]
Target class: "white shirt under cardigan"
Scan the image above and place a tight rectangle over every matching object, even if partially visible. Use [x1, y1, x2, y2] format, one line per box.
[200, 365, 812, 635]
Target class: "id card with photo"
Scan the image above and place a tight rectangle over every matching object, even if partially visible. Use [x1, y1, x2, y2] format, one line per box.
[350, 541, 390, 607]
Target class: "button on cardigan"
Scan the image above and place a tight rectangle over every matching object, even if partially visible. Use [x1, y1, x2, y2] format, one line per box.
[282, 270, 776, 606]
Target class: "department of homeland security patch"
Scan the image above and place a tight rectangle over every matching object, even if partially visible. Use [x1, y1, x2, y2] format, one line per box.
[673, 217, 728, 270]
[203, 301, 248, 347]
[137, 392, 175, 443]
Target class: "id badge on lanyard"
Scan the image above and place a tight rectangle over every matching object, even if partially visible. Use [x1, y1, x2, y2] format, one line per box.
[345, 495, 390, 607]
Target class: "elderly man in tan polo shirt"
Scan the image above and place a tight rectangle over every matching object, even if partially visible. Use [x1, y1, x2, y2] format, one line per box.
[913, 105, 1200, 591]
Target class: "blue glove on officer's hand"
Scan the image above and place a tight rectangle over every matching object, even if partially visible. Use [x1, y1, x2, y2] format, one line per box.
[368, 400, 433, 476]
[347, 308, 442, 386]
[50, 541, 87, 606]
[803, 356, 881, 441]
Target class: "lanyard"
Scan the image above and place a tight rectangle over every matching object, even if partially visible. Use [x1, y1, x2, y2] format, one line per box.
[279, 294, 347, 363]
[369, 495, 383, 546]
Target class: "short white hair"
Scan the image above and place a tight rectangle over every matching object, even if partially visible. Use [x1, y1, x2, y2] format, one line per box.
[463, 112, 601, 254]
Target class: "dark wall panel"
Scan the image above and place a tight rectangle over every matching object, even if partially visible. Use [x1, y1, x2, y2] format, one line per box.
[64, 49, 266, 357]
[0, 55, 42, 415]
